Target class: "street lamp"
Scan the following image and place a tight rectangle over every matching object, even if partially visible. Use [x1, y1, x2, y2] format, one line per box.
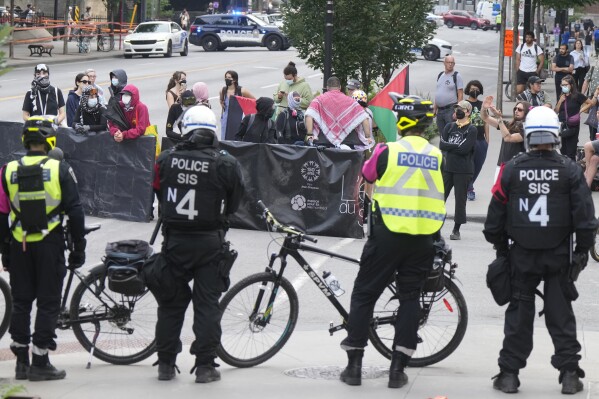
[323, 0, 333, 92]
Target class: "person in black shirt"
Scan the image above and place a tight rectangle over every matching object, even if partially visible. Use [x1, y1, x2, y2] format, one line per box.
[464, 80, 488, 201]
[552, 44, 575, 98]
[22, 64, 66, 125]
[72, 87, 107, 133]
[275, 91, 307, 145]
[165, 90, 198, 140]
[516, 76, 549, 107]
[235, 97, 276, 143]
[440, 100, 477, 240]
[554, 74, 593, 160]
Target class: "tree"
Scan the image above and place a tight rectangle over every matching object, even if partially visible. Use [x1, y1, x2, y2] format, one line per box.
[0, 25, 12, 78]
[282, 0, 434, 92]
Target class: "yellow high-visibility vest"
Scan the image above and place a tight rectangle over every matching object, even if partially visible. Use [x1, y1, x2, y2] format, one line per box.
[372, 135, 446, 235]
[5, 156, 62, 242]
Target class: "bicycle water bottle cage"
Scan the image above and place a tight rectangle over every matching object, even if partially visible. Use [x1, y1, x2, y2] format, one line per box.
[15, 160, 49, 235]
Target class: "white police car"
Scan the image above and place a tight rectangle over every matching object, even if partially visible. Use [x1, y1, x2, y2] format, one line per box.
[123, 21, 189, 58]
[411, 38, 452, 61]
[189, 13, 290, 51]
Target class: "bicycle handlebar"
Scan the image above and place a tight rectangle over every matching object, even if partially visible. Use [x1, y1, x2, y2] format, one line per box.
[257, 200, 318, 243]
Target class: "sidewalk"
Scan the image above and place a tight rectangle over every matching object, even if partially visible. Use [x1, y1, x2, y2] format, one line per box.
[3, 40, 121, 69]
[0, 324, 597, 398]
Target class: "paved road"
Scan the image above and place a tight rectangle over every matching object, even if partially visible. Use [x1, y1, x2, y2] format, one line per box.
[1, 27, 599, 399]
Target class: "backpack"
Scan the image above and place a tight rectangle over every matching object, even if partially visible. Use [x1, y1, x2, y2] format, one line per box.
[246, 114, 274, 143]
[437, 71, 459, 98]
[518, 43, 543, 64]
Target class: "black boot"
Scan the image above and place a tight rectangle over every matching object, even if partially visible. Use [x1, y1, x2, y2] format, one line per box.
[560, 368, 584, 395]
[10, 346, 30, 380]
[492, 370, 520, 393]
[192, 360, 221, 384]
[340, 349, 363, 386]
[28, 353, 66, 381]
[154, 359, 179, 381]
[388, 351, 409, 388]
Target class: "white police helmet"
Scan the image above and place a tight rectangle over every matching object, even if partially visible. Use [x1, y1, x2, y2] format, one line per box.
[523, 106, 561, 151]
[180, 105, 218, 136]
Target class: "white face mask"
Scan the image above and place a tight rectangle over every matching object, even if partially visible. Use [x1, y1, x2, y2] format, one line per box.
[111, 78, 119, 86]
[87, 98, 98, 107]
[121, 94, 132, 105]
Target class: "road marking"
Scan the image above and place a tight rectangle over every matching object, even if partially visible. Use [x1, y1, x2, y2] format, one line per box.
[261, 83, 279, 88]
[458, 64, 499, 71]
[0, 78, 16, 82]
[308, 73, 322, 78]
[0, 54, 292, 102]
[254, 66, 278, 70]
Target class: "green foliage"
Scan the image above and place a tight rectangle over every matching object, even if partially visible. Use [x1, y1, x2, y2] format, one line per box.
[0, 383, 26, 399]
[540, 0, 596, 8]
[160, 0, 173, 15]
[283, 0, 434, 93]
[0, 25, 12, 78]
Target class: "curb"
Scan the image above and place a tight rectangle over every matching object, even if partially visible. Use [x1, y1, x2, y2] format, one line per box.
[6, 52, 122, 68]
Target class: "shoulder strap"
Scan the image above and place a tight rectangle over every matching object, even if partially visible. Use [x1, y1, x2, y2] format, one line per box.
[452, 72, 458, 98]
[518, 43, 524, 53]
[247, 114, 256, 132]
[437, 72, 443, 81]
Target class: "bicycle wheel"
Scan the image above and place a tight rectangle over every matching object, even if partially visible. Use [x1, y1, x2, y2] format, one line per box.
[504, 82, 514, 101]
[591, 225, 599, 262]
[0, 276, 12, 340]
[98, 35, 114, 52]
[217, 272, 299, 368]
[69, 264, 157, 365]
[368, 277, 468, 367]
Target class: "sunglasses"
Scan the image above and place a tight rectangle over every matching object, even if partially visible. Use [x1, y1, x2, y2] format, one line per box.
[36, 64, 48, 71]
[513, 106, 524, 112]
[80, 80, 90, 84]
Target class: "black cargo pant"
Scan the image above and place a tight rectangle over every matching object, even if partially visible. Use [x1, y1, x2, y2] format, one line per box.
[499, 243, 581, 373]
[341, 223, 434, 356]
[155, 229, 224, 365]
[8, 230, 66, 350]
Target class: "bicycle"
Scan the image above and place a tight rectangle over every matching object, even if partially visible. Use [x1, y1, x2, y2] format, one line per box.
[97, 33, 115, 52]
[591, 226, 599, 262]
[217, 201, 468, 368]
[74, 28, 91, 53]
[504, 80, 514, 101]
[54, 223, 157, 367]
[0, 275, 12, 341]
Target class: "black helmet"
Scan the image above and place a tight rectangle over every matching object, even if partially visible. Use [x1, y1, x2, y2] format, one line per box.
[22, 116, 57, 151]
[389, 93, 434, 134]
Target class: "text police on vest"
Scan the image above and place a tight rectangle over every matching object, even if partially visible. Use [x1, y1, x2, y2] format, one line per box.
[519, 169, 558, 194]
[397, 153, 438, 170]
[171, 157, 210, 173]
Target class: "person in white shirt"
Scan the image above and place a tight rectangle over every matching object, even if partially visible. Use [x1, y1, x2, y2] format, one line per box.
[571, 39, 590, 92]
[515, 31, 545, 95]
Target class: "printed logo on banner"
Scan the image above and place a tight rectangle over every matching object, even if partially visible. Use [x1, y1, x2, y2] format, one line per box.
[301, 161, 321, 183]
[291, 195, 307, 210]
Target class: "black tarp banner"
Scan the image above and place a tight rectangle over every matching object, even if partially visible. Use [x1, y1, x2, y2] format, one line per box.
[0, 123, 155, 222]
[162, 138, 365, 238]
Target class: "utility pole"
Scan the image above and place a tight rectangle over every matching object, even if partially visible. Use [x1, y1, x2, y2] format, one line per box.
[323, 0, 333, 93]
[496, 0, 507, 106]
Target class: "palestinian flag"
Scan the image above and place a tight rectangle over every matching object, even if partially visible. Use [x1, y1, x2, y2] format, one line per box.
[368, 66, 410, 142]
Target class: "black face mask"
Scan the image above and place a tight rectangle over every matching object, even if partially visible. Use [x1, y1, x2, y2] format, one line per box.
[469, 89, 479, 98]
[455, 109, 466, 119]
[225, 78, 233, 87]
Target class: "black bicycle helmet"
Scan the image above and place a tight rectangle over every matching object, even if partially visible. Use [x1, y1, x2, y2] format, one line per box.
[389, 93, 434, 133]
[22, 116, 57, 151]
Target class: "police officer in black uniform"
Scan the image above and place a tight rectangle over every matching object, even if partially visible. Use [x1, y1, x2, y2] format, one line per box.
[0, 116, 86, 381]
[154, 105, 244, 383]
[484, 106, 597, 395]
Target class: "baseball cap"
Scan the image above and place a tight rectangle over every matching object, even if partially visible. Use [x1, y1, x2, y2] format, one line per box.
[456, 100, 472, 112]
[347, 78, 361, 90]
[527, 75, 544, 85]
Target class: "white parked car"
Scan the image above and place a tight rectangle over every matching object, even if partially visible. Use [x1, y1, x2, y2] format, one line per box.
[411, 37, 452, 61]
[123, 21, 189, 59]
[252, 13, 283, 27]
[426, 13, 444, 27]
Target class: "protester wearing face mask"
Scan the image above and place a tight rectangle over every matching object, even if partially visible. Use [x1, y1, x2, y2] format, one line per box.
[104, 69, 128, 133]
[439, 100, 477, 240]
[219, 70, 254, 140]
[554, 75, 593, 160]
[107, 84, 150, 143]
[464, 80, 488, 201]
[66, 73, 89, 128]
[235, 97, 277, 143]
[22, 64, 66, 125]
[273, 61, 313, 117]
[166, 71, 187, 109]
[275, 91, 308, 145]
[166, 90, 198, 140]
[72, 87, 107, 133]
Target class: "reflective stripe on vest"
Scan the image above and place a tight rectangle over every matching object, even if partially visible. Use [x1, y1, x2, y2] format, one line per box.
[5, 156, 62, 242]
[372, 136, 446, 235]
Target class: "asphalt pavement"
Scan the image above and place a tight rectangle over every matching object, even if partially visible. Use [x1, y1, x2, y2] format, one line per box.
[2, 42, 599, 399]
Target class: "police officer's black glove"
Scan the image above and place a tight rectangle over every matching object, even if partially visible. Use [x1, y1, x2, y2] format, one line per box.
[1, 243, 9, 271]
[68, 239, 86, 269]
[493, 243, 509, 258]
[573, 250, 589, 269]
